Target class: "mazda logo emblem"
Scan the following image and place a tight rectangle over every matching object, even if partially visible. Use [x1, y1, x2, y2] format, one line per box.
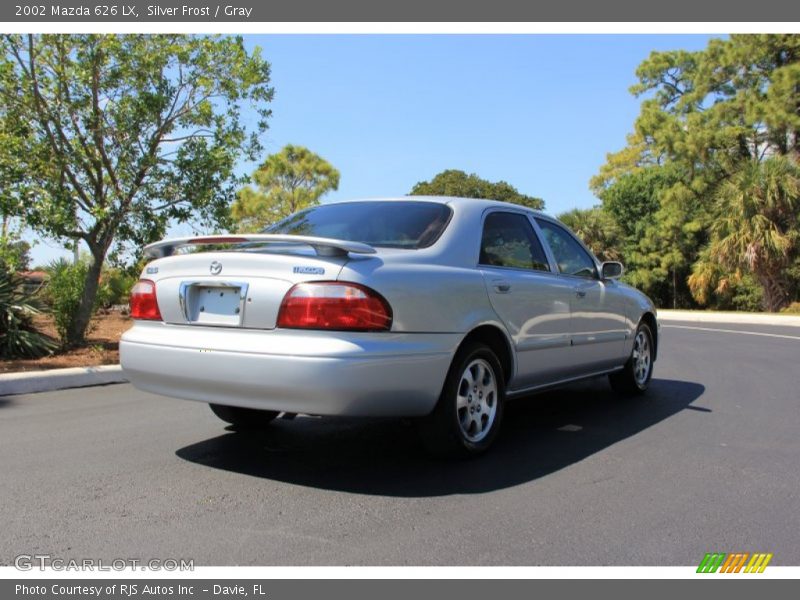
[209, 261, 223, 275]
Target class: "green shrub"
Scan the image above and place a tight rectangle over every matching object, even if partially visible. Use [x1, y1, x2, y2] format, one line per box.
[97, 267, 137, 309]
[728, 275, 764, 312]
[0, 268, 57, 359]
[44, 258, 98, 347]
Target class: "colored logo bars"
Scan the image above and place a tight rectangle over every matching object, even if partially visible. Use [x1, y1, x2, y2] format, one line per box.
[697, 552, 773, 573]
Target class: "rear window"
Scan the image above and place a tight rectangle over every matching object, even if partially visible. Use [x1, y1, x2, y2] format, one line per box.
[265, 201, 452, 249]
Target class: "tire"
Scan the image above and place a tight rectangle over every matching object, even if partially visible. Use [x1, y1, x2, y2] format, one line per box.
[609, 322, 654, 396]
[209, 403, 280, 429]
[418, 342, 505, 458]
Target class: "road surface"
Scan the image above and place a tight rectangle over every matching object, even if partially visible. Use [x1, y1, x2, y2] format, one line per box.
[1, 322, 798, 565]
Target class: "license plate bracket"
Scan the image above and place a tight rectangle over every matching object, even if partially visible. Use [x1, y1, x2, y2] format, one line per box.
[179, 281, 249, 326]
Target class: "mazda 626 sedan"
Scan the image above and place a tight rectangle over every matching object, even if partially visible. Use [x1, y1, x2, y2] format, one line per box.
[120, 197, 658, 457]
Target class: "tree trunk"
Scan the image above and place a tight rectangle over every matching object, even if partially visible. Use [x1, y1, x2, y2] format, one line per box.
[672, 268, 677, 309]
[759, 274, 789, 313]
[64, 244, 105, 347]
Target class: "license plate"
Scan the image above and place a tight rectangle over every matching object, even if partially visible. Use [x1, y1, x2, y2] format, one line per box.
[190, 286, 243, 326]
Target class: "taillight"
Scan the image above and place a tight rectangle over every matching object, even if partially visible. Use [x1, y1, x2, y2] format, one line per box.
[277, 282, 392, 331]
[129, 279, 162, 321]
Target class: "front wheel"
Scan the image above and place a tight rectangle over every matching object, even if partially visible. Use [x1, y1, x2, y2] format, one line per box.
[609, 322, 654, 396]
[209, 403, 280, 429]
[417, 342, 505, 458]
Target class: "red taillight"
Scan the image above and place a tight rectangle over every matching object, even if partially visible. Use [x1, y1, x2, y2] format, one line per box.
[277, 282, 392, 331]
[129, 279, 162, 321]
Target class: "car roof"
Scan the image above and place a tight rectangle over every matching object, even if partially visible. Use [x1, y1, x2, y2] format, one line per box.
[327, 195, 549, 216]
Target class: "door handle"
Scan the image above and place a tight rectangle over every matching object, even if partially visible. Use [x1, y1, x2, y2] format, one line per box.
[493, 280, 512, 293]
[575, 289, 587, 298]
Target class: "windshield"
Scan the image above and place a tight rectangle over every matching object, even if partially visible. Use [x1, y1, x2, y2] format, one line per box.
[265, 201, 452, 249]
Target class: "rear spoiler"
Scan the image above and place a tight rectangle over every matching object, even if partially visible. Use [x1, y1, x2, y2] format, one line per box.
[143, 234, 377, 259]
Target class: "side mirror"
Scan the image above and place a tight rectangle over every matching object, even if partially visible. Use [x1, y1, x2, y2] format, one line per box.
[601, 261, 624, 280]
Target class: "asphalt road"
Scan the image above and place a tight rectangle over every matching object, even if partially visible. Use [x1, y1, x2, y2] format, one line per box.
[2, 321, 799, 566]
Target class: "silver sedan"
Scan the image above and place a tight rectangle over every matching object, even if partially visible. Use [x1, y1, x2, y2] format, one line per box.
[120, 197, 658, 456]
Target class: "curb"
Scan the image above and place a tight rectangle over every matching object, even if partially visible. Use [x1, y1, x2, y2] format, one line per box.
[658, 310, 800, 327]
[0, 365, 127, 396]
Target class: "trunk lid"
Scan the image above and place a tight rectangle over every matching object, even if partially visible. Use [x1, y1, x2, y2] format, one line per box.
[146, 249, 349, 330]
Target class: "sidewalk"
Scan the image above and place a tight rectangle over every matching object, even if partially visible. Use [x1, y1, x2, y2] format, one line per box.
[658, 309, 800, 327]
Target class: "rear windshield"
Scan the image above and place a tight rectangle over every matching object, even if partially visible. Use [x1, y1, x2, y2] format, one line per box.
[265, 201, 452, 249]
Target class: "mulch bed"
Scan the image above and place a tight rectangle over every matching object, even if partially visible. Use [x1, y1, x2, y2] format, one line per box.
[0, 311, 131, 374]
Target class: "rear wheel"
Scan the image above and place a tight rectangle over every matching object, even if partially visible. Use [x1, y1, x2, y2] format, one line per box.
[209, 404, 280, 429]
[609, 322, 654, 396]
[418, 342, 505, 458]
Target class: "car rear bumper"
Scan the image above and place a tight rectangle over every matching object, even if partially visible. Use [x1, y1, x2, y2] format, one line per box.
[120, 322, 460, 417]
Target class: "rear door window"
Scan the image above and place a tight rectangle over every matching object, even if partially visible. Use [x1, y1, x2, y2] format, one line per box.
[480, 212, 550, 272]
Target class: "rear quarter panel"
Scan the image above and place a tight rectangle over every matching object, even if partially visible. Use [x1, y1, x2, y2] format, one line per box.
[337, 257, 499, 334]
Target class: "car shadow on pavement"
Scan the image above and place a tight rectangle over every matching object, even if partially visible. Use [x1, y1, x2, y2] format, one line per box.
[175, 377, 705, 497]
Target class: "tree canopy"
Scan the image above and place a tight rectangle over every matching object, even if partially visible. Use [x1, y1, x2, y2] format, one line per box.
[591, 34, 800, 311]
[410, 169, 544, 210]
[0, 34, 274, 344]
[231, 144, 340, 231]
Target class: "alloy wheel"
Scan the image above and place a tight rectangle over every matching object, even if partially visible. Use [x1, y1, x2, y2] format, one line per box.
[456, 358, 498, 442]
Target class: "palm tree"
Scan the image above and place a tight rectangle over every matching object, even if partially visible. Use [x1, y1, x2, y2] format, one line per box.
[702, 155, 800, 312]
[558, 207, 623, 262]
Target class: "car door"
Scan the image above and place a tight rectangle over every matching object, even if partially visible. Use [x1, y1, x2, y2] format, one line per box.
[479, 210, 575, 390]
[534, 217, 629, 374]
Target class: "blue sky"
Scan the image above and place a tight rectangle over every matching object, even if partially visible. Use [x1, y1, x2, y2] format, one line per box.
[29, 34, 716, 266]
